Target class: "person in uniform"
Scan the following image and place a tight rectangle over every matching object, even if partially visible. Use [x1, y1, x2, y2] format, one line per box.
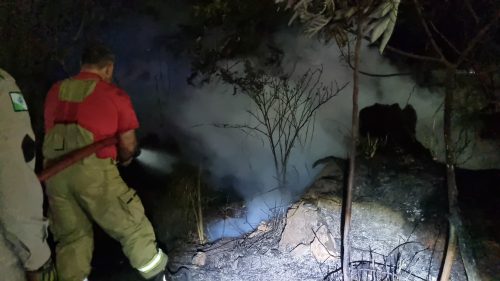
[0, 68, 56, 281]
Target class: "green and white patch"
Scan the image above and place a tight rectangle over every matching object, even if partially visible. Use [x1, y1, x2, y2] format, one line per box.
[9, 92, 28, 112]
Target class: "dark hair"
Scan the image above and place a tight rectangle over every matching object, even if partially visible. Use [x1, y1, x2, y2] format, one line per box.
[81, 44, 115, 68]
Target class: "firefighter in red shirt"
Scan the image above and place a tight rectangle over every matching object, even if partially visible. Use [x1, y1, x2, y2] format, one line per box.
[43, 44, 168, 281]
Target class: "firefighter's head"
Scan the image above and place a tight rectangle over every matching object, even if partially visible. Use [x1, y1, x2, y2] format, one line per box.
[81, 43, 116, 83]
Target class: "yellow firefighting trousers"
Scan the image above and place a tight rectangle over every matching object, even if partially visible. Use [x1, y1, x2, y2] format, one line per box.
[45, 156, 167, 281]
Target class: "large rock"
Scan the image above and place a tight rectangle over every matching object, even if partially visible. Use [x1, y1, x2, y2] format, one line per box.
[279, 155, 469, 280]
[310, 224, 337, 263]
[278, 202, 319, 254]
[279, 203, 338, 262]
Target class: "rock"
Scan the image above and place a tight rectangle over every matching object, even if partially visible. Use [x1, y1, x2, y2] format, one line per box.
[279, 203, 338, 262]
[256, 222, 271, 233]
[300, 155, 470, 280]
[154, 153, 499, 281]
[248, 221, 271, 238]
[310, 225, 337, 263]
[290, 244, 310, 257]
[192, 251, 207, 267]
[278, 203, 318, 254]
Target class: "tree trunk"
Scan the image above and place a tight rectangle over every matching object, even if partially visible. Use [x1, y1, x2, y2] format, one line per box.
[342, 20, 363, 281]
[439, 67, 481, 281]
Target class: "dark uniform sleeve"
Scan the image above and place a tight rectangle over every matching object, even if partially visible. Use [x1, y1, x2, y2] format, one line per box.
[115, 89, 139, 133]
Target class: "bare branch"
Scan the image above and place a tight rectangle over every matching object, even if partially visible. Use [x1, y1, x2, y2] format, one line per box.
[455, 8, 500, 67]
[412, 0, 450, 65]
[341, 42, 412, 77]
[344, 29, 444, 63]
[429, 22, 461, 56]
[464, 0, 480, 24]
[384, 45, 443, 63]
[213, 123, 268, 136]
[216, 64, 345, 186]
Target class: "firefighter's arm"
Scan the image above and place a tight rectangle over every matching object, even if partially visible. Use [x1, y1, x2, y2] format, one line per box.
[117, 129, 139, 166]
[115, 88, 140, 166]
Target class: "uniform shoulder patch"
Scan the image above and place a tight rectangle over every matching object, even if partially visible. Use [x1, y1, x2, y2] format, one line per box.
[9, 92, 29, 112]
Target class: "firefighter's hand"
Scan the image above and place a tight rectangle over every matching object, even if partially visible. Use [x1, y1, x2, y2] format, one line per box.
[119, 157, 134, 167]
[118, 130, 138, 165]
[118, 147, 141, 167]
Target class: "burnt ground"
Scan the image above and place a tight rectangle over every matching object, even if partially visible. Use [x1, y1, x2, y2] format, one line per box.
[80, 150, 500, 281]
[456, 168, 500, 279]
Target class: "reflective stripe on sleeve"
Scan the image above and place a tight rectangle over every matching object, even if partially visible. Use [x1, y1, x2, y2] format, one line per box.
[138, 249, 164, 273]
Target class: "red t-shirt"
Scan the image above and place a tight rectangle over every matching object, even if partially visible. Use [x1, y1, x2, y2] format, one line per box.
[44, 72, 139, 159]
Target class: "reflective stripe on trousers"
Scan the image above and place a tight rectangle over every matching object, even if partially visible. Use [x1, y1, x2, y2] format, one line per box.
[46, 157, 165, 280]
[138, 248, 168, 275]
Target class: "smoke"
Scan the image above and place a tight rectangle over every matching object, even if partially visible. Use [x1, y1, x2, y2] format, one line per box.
[105, 16, 446, 241]
[171, 82, 314, 241]
[170, 31, 447, 240]
[112, 18, 442, 240]
[207, 189, 289, 239]
[275, 32, 444, 148]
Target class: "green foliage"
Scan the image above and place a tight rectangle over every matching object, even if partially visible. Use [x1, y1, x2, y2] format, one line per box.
[451, 75, 492, 163]
[454, 89, 488, 129]
[154, 0, 290, 85]
[192, 0, 231, 24]
[191, 0, 285, 34]
[277, 0, 401, 53]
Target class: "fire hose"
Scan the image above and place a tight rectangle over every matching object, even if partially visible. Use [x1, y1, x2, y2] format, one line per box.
[37, 137, 118, 182]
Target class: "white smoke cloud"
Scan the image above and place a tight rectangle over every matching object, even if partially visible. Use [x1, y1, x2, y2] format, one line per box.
[111, 16, 495, 241]
[103, 8, 493, 242]
[276, 31, 444, 147]
[169, 31, 449, 240]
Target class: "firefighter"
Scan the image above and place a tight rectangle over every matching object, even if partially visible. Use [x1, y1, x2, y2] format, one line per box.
[0, 68, 56, 281]
[43, 44, 168, 281]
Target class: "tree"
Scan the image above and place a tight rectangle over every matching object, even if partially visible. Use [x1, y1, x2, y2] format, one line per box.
[215, 62, 346, 187]
[162, 0, 498, 278]
[161, 0, 289, 86]
[276, 1, 401, 280]
[281, 1, 500, 279]
[402, 1, 500, 280]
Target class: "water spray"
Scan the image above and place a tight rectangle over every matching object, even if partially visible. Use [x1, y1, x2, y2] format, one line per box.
[135, 148, 176, 173]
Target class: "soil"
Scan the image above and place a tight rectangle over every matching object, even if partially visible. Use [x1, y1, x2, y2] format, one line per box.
[86, 150, 500, 281]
